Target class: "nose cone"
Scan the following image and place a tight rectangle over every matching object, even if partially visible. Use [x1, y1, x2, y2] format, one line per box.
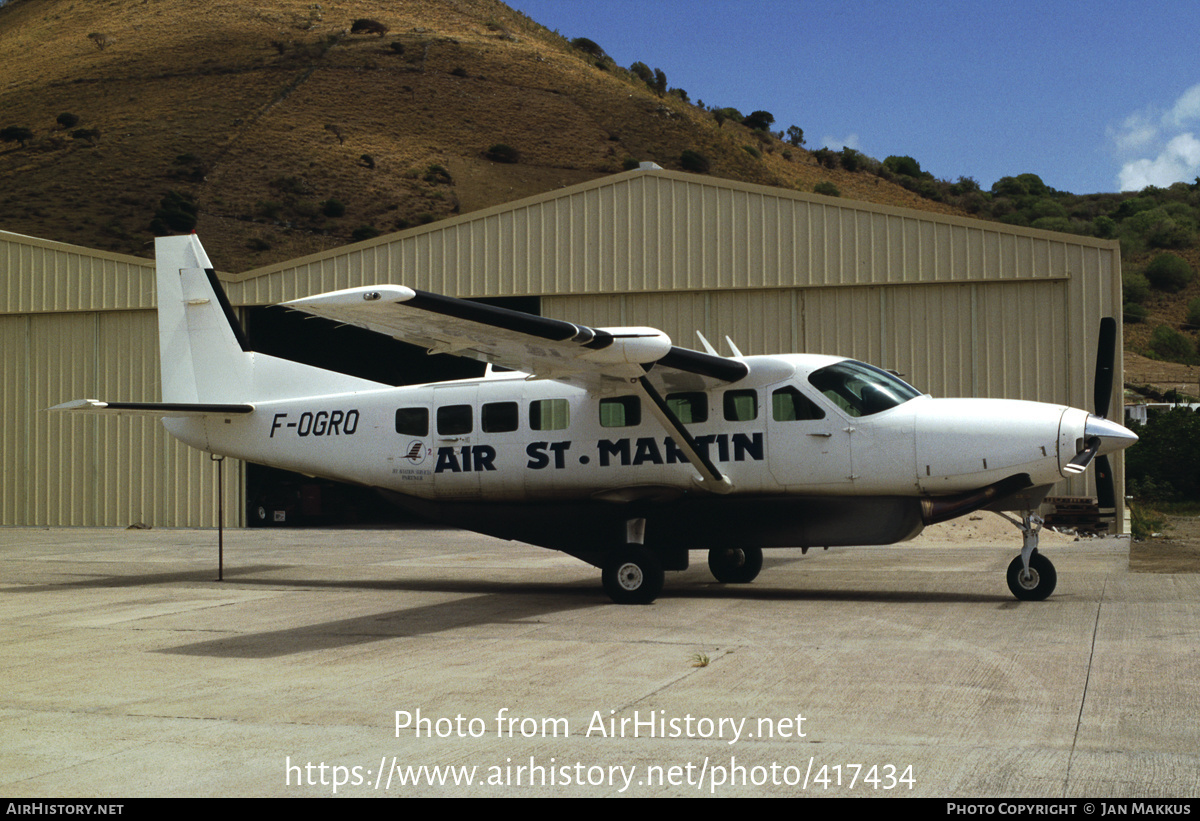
[1086, 414, 1139, 455]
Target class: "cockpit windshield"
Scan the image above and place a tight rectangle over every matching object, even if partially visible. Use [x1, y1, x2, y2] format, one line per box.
[808, 360, 922, 417]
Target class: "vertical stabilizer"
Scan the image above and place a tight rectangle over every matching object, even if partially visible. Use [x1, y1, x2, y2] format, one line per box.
[156, 235, 253, 404]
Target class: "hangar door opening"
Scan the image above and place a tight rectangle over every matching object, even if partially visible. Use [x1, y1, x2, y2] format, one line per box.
[241, 297, 540, 526]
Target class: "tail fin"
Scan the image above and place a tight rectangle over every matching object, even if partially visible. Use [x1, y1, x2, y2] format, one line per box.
[155, 235, 383, 404]
[156, 234, 253, 404]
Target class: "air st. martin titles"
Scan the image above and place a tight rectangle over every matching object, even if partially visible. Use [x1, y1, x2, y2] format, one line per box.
[53, 235, 1137, 604]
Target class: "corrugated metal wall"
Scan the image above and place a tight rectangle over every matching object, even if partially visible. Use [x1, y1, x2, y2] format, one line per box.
[2, 168, 1124, 527]
[1, 233, 243, 527]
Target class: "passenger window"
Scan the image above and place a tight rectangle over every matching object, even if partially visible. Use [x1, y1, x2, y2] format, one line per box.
[482, 401, 518, 433]
[530, 398, 570, 431]
[772, 386, 825, 421]
[666, 392, 708, 424]
[600, 396, 641, 427]
[395, 407, 429, 436]
[723, 390, 758, 422]
[437, 404, 472, 435]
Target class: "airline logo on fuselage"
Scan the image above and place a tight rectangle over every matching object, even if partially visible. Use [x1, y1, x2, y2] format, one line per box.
[435, 433, 764, 473]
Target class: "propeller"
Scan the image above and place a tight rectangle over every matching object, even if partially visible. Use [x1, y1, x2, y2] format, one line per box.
[1091, 317, 1118, 510]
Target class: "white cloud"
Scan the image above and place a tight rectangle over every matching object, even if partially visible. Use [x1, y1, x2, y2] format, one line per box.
[1110, 112, 1159, 152]
[1117, 133, 1200, 191]
[1112, 83, 1200, 190]
[1166, 83, 1200, 128]
[820, 133, 861, 152]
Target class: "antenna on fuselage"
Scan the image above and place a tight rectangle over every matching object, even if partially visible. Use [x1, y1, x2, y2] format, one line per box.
[695, 331, 720, 356]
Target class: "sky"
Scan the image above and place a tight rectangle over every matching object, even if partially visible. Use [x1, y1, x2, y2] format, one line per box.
[509, 0, 1200, 195]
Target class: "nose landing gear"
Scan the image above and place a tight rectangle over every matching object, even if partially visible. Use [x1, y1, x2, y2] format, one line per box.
[998, 511, 1057, 601]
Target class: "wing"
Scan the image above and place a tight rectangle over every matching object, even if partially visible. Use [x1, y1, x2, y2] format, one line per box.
[283, 285, 748, 391]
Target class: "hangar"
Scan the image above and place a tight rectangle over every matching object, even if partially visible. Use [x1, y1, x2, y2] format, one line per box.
[0, 167, 1125, 528]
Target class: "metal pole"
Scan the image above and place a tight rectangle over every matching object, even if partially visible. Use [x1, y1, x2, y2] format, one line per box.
[211, 454, 225, 581]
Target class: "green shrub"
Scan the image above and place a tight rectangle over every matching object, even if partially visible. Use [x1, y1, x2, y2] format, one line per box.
[812, 147, 838, 169]
[1093, 215, 1117, 239]
[350, 19, 388, 36]
[839, 148, 862, 172]
[150, 190, 198, 234]
[883, 155, 921, 177]
[679, 150, 709, 173]
[1123, 272, 1150, 304]
[1124, 303, 1149, 323]
[813, 182, 840, 197]
[569, 37, 607, 58]
[1187, 298, 1200, 329]
[351, 225, 380, 242]
[1148, 324, 1195, 363]
[622, 157, 640, 171]
[1144, 252, 1194, 293]
[56, 113, 79, 129]
[742, 145, 761, 159]
[320, 199, 346, 218]
[485, 144, 519, 163]
[1, 126, 33, 147]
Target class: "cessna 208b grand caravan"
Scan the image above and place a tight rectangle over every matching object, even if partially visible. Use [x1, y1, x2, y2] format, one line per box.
[54, 235, 1137, 604]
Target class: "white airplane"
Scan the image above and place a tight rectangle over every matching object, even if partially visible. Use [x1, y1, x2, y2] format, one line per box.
[54, 235, 1138, 604]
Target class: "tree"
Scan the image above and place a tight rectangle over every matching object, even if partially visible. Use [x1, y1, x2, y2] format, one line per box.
[570, 37, 606, 59]
[785, 125, 805, 147]
[629, 61, 653, 85]
[1127, 408, 1200, 501]
[741, 110, 775, 131]
[884, 155, 922, 177]
[653, 68, 667, 97]
[712, 107, 741, 129]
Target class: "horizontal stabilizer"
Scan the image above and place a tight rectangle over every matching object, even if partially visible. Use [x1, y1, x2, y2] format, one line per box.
[49, 399, 254, 417]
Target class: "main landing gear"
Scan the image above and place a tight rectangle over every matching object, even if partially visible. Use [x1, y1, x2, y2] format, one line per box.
[601, 518, 767, 604]
[707, 546, 764, 584]
[998, 511, 1057, 601]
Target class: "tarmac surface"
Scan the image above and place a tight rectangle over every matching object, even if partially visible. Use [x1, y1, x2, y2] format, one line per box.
[1, 524, 1197, 798]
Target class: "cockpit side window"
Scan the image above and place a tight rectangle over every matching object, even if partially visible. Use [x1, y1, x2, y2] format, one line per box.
[808, 361, 921, 417]
[771, 386, 825, 421]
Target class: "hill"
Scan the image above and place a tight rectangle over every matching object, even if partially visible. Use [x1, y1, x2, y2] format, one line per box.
[0, 0, 963, 267]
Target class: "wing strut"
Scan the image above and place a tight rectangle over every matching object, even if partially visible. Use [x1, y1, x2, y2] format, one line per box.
[635, 376, 734, 494]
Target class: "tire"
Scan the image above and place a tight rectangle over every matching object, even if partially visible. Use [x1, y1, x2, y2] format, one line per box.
[602, 545, 665, 605]
[707, 546, 764, 583]
[1006, 551, 1057, 601]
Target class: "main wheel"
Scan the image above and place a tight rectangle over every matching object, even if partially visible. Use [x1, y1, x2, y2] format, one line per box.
[1006, 551, 1057, 601]
[707, 546, 764, 583]
[602, 545, 664, 605]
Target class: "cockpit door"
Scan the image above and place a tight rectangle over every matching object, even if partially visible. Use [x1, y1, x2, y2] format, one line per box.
[765, 381, 853, 487]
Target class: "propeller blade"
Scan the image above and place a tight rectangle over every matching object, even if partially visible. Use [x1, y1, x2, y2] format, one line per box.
[1064, 436, 1101, 474]
[1094, 316, 1117, 418]
[1095, 454, 1116, 511]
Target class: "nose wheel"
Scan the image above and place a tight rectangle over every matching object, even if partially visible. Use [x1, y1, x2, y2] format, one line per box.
[1006, 550, 1057, 600]
[997, 511, 1057, 601]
